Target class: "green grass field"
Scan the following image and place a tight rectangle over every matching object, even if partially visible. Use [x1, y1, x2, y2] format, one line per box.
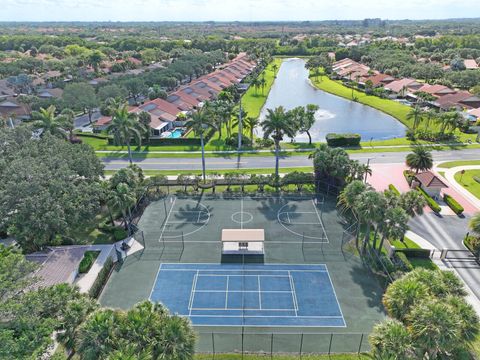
[437, 160, 480, 168]
[455, 169, 480, 200]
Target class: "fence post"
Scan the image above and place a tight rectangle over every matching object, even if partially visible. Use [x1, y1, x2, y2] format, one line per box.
[212, 332, 215, 360]
[358, 333, 364, 355]
[241, 329, 244, 360]
[299, 333, 304, 359]
[328, 333, 333, 355]
[270, 333, 274, 359]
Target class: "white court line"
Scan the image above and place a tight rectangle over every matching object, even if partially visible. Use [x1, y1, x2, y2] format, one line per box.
[194, 290, 293, 293]
[311, 199, 328, 241]
[148, 263, 163, 301]
[241, 198, 243, 229]
[160, 269, 327, 273]
[286, 212, 291, 224]
[190, 307, 296, 311]
[225, 275, 229, 309]
[186, 314, 345, 318]
[197, 211, 201, 223]
[288, 271, 298, 316]
[188, 270, 199, 315]
[258, 276, 262, 310]
[324, 270, 347, 327]
[158, 197, 177, 244]
[196, 273, 291, 277]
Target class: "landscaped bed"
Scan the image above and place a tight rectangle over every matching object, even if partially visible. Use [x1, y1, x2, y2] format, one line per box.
[79, 251, 100, 273]
[455, 169, 480, 200]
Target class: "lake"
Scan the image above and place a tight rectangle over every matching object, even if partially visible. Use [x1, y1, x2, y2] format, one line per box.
[257, 58, 406, 143]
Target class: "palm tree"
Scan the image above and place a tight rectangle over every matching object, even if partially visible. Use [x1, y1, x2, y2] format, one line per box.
[406, 147, 433, 174]
[337, 180, 368, 215]
[469, 213, 480, 235]
[244, 116, 259, 146]
[302, 104, 319, 145]
[185, 108, 215, 181]
[369, 319, 414, 360]
[259, 76, 267, 95]
[250, 77, 260, 95]
[407, 106, 423, 131]
[31, 105, 69, 138]
[354, 190, 386, 252]
[261, 106, 297, 181]
[437, 111, 461, 135]
[107, 103, 144, 164]
[377, 206, 409, 251]
[272, 63, 279, 77]
[108, 182, 136, 234]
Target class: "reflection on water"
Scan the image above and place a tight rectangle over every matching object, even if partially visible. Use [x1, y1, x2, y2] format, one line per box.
[257, 58, 406, 142]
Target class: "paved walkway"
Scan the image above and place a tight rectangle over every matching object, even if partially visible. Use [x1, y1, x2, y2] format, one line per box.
[441, 165, 480, 211]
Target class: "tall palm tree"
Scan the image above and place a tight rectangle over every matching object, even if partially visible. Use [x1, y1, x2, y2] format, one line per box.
[337, 180, 368, 215]
[107, 103, 144, 164]
[369, 319, 414, 360]
[185, 108, 215, 181]
[437, 111, 461, 135]
[407, 106, 423, 131]
[261, 106, 297, 181]
[250, 77, 260, 95]
[377, 206, 409, 251]
[272, 63, 279, 77]
[259, 76, 267, 95]
[108, 182, 136, 234]
[406, 147, 433, 174]
[298, 104, 319, 145]
[354, 190, 386, 252]
[244, 116, 260, 145]
[31, 105, 69, 138]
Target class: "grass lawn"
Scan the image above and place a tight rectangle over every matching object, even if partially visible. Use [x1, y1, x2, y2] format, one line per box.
[455, 169, 480, 200]
[390, 236, 421, 249]
[409, 258, 438, 270]
[437, 160, 480, 168]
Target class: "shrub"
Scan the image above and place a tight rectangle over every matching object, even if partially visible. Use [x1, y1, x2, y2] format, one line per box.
[395, 252, 414, 272]
[89, 257, 114, 298]
[255, 138, 274, 148]
[395, 248, 432, 258]
[473, 176, 480, 184]
[464, 235, 480, 254]
[325, 133, 361, 147]
[225, 132, 252, 147]
[388, 184, 401, 195]
[443, 194, 464, 215]
[403, 169, 415, 186]
[113, 227, 128, 241]
[417, 187, 441, 213]
[79, 251, 100, 274]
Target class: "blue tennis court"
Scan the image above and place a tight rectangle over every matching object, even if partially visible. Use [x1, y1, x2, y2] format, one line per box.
[150, 263, 346, 327]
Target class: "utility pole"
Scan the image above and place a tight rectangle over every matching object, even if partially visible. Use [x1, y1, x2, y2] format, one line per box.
[237, 99, 243, 151]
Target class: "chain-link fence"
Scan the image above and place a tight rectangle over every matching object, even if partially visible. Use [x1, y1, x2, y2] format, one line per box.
[195, 331, 370, 356]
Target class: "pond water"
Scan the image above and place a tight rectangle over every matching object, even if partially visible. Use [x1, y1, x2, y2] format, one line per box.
[257, 58, 406, 143]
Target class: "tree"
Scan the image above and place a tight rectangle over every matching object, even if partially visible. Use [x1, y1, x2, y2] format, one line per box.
[138, 111, 152, 142]
[108, 183, 136, 233]
[75, 300, 195, 360]
[405, 147, 433, 173]
[272, 63, 279, 77]
[97, 84, 128, 103]
[31, 105, 69, 138]
[291, 104, 318, 145]
[0, 129, 103, 252]
[185, 108, 215, 181]
[87, 50, 105, 72]
[355, 190, 386, 252]
[107, 103, 145, 164]
[406, 106, 423, 131]
[469, 212, 480, 235]
[337, 180, 368, 215]
[62, 83, 98, 125]
[437, 111, 462, 134]
[61, 108, 76, 141]
[244, 116, 259, 145]
[369, 319, 414, 360]
[261, 106, 297, 181]
[0, 245, 37, 301]
[122, 77, 146, 105]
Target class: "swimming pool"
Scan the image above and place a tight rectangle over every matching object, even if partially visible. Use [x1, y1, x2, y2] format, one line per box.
[169, 129, 183, 138]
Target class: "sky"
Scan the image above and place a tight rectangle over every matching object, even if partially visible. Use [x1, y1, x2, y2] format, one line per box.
[1, 0, 480, 22]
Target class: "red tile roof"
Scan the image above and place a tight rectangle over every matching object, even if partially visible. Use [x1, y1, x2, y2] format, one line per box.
[385, 78, 422, 93]
[364, 73, 395, 86]
[417, 84, 456, 96]
[415, 171, 448, 188]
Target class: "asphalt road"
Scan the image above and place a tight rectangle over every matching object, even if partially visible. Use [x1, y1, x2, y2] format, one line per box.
[102, 148, 480, 171]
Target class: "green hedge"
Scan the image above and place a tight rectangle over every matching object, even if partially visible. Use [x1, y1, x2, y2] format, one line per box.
[443, 194, 464, 215]
[464, 235, 480, 254]
[395, 248, 432, 258]
[325, 133, 361, 147]
[395, 252, 413, 272]
[89, 257, 114, 299]
[388, 184, 401, 195]
[76, 132, 110, 140]
[79, 251, 100, 274]
[474, 176, 480, 184]
[107, 137, 202, 146]
[403, 170, 415, 186]
[417, 187, 441, 213]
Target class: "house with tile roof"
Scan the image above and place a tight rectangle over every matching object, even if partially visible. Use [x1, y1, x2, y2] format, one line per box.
[385, 78, 423, 96]
[464, 59, 478, 70]
[414, 171, 448, 199]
